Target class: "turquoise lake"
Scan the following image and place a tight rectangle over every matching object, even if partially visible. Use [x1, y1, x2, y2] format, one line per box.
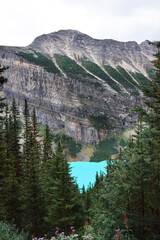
[70, 161, 107, 191]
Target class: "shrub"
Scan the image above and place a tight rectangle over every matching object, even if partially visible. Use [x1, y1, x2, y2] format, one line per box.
[88, 115, 113, 130]
[0, 221, 28, 240]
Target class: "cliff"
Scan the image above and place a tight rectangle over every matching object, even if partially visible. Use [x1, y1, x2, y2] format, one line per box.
[0, 30, 156, 144]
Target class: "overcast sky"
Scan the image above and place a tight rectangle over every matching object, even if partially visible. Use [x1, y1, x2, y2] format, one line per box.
[1, 0, 160, 46]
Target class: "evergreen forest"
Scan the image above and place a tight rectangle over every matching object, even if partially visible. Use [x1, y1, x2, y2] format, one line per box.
[0, 42, 160, 240]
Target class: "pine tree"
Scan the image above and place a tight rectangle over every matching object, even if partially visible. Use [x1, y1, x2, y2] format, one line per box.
[132, 42, 160, 239]
[32, 107, 40, 138]
[90, 43, 160, 240]
[0, 100, 22, 226]
[22, 132, 44, 236]
[23, 99, 32, 161]
[42, 124, 53, 163]
[10, 99, 22, 183]
[44, 142, 84, 235]
[21, 103, 45, 236]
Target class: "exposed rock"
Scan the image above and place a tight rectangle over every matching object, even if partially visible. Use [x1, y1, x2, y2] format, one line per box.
[0, 30, 156, 145]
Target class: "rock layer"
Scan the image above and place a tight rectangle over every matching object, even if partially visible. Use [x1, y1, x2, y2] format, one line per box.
[0, 30, 156, 144]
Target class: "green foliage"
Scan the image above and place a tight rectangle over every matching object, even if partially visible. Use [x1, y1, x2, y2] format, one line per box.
[89, 42, 160, 240]
[20, 100, 45, 236]
[42, 124, 54, 162]
[88, 115, 114, 130]
[44, 143, 84, 235]
[90, 129, 128, 162]
[54, 54, 103, 89]
[0, 66, 8, 218]
[0, 98, 84, 237]
[81, 58, 121, 92]
[2, 100, 22, 227]
[119, 138, 127, 147]
[0, 221, 28, 240]
[104, 65, 139, 94]
[54, 54, 90, 77]
[53, 132, 82, 158]
[78, 94, 93, 101]
[116, 66, 138, 87]
[145, 67, 155, 79]
[90, 137, 119, 162]
[129, 72, 151, 86]
[1, 42, 160, 239]
[16, 51, 61, 74]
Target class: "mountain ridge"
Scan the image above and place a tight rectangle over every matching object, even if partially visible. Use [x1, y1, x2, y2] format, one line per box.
[28, 30, 154, 72]
[0, 30, 156, 145]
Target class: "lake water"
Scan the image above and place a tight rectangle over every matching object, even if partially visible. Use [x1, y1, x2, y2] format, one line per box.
[70, 161, 107, 191]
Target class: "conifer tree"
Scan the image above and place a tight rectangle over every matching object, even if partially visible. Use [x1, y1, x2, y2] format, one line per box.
[10, 99, 22, 182]
[23, 99, 32, 161]
[132, 41, 160, 239]
[3, 113, 19, 223]
[32, 107, 40, 138]
[21, 103, 45, 236]
[44, 142, 84, 235]
[42, 124, 53, 163]
[90, 42, 160, 240]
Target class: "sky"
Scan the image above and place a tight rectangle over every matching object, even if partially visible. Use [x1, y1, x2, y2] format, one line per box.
[1, 0, 160, 46]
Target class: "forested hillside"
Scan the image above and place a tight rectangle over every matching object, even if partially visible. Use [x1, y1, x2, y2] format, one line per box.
[0, 41, 159, 240]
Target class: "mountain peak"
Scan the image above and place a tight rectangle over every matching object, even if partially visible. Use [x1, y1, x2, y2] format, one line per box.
[28, 30, 154, 74]
[29, 29, 92, 47]
[0, 30, 156, 144]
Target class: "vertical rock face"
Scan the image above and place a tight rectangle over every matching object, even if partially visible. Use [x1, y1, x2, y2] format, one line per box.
[0, 30, 156, 145]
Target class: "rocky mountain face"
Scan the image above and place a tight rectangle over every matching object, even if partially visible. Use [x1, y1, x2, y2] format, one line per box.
[0, 30, 156, 145]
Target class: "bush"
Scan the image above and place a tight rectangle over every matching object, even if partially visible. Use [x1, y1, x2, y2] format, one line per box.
[0, 221, 28, 240]
[88, 115, 113, 130]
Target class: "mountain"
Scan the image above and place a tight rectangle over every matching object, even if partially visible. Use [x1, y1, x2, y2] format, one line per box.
[0, 30, 156, 145]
